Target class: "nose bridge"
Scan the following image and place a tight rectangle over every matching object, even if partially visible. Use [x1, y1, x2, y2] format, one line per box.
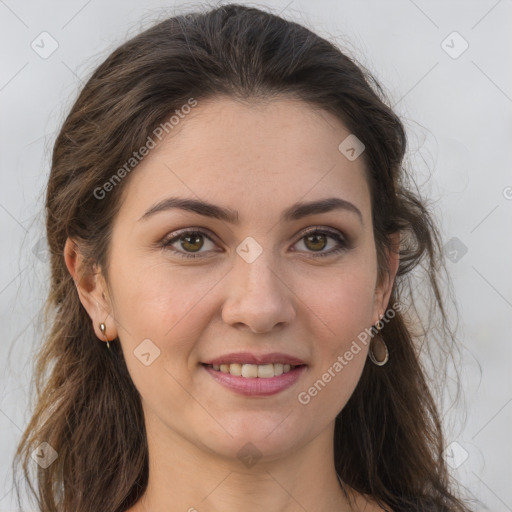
[238, 251, 276, 295]
[221, 238, 295, 332]
[233, 240, 282, 303]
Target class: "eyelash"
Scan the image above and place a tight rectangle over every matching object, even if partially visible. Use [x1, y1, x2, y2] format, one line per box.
[160, 227, 348, 260]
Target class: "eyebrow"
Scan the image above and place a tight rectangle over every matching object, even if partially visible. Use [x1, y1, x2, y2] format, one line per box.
[139, 196, 363, 225]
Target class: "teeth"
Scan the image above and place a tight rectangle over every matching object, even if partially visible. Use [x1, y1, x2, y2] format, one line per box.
[257, 364, 276, 378]
[242, 364, 258, 378]
[229, 363, 242, 376]
[211, 362, 297, 378]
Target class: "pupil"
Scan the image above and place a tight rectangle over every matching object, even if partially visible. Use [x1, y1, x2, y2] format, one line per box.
[182, 233, 203, 252]
[306, 234, 326, 251]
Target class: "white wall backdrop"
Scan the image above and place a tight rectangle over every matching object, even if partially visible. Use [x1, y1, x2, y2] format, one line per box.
[1, 0, 511, 510]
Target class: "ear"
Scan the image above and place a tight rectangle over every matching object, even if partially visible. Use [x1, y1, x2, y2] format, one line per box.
[372, 232, 400, 323]
[64, 237, 117, 343]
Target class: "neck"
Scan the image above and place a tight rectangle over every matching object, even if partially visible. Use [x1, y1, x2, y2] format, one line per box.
[128, 411, 357, 512]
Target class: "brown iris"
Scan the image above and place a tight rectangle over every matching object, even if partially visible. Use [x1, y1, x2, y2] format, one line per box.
[180, 233, 204, 252]
[304, 233, 327, 252]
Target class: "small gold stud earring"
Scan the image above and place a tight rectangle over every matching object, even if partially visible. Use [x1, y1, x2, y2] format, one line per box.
[99, 322, 111, 350]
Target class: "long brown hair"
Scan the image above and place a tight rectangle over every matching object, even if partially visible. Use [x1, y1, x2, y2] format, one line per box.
[13, 4, 474, 511]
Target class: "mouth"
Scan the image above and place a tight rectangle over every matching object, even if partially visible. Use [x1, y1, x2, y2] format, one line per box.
[202, 362, 304, 378]
[201, 362, 307, 396]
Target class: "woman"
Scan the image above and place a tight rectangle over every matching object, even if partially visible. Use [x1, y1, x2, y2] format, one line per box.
[13, 4, 474, 511]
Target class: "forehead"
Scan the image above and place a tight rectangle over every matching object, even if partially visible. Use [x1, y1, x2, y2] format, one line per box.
[118, 96, 371, 224]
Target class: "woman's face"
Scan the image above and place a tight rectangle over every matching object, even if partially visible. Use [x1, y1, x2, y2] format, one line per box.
[93, 97, 395, 462]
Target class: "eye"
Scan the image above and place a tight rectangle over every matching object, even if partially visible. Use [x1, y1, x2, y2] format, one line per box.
[292, 227, 348, 258]
[161, 229, 218, 259]
[160, 227, 348, 259]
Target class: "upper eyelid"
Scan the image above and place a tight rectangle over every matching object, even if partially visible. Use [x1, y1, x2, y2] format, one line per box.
[162, 225, 345, 248]
[162, 226, 218, 245]
[295, 225, 343, 239]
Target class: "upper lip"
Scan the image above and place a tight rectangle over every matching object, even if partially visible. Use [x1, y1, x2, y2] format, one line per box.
[202, 352, 306, 366]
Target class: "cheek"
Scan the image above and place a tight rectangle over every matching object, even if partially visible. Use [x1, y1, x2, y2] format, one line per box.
[110, 253, 219, 340]
[295, 261, 377, 338]
[292, 259, 376, 407]
[295, 276, 373, 419]
[110, 242, 378, 371]
[108, 254, 225, 397]
[109, 258, 213, 414]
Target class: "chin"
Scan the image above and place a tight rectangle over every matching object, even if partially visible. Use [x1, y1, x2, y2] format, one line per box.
[195, 411, 306, 463]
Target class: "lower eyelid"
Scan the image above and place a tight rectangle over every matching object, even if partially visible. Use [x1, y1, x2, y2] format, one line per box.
[162, 229, 348, 257]
[162, 230, 217, 252]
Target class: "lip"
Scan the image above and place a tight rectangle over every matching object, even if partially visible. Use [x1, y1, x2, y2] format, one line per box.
[203, 364, 307, 396]
[202, 352, 306, 366]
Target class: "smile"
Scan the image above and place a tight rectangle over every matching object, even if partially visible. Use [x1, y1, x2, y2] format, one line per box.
[202, 363, 307, 396]
[206, 362, 298, 378]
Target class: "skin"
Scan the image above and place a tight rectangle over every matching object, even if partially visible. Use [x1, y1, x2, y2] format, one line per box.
[65, 96, 399, 512]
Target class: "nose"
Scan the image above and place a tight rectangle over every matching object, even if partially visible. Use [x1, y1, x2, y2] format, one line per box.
[221, 249, 296, 334]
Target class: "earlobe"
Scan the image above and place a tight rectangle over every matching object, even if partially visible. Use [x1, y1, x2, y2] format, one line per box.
[63, 238, 117, 342]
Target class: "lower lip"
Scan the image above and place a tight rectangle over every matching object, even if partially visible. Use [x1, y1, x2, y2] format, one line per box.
[202, 364, 307, 396]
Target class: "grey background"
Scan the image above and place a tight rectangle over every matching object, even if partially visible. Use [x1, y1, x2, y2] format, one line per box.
[1, 0, 511, 510]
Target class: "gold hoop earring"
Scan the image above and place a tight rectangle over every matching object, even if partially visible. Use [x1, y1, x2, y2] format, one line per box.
[99, 322, 111, 351]
[368, 317, 389, 366]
